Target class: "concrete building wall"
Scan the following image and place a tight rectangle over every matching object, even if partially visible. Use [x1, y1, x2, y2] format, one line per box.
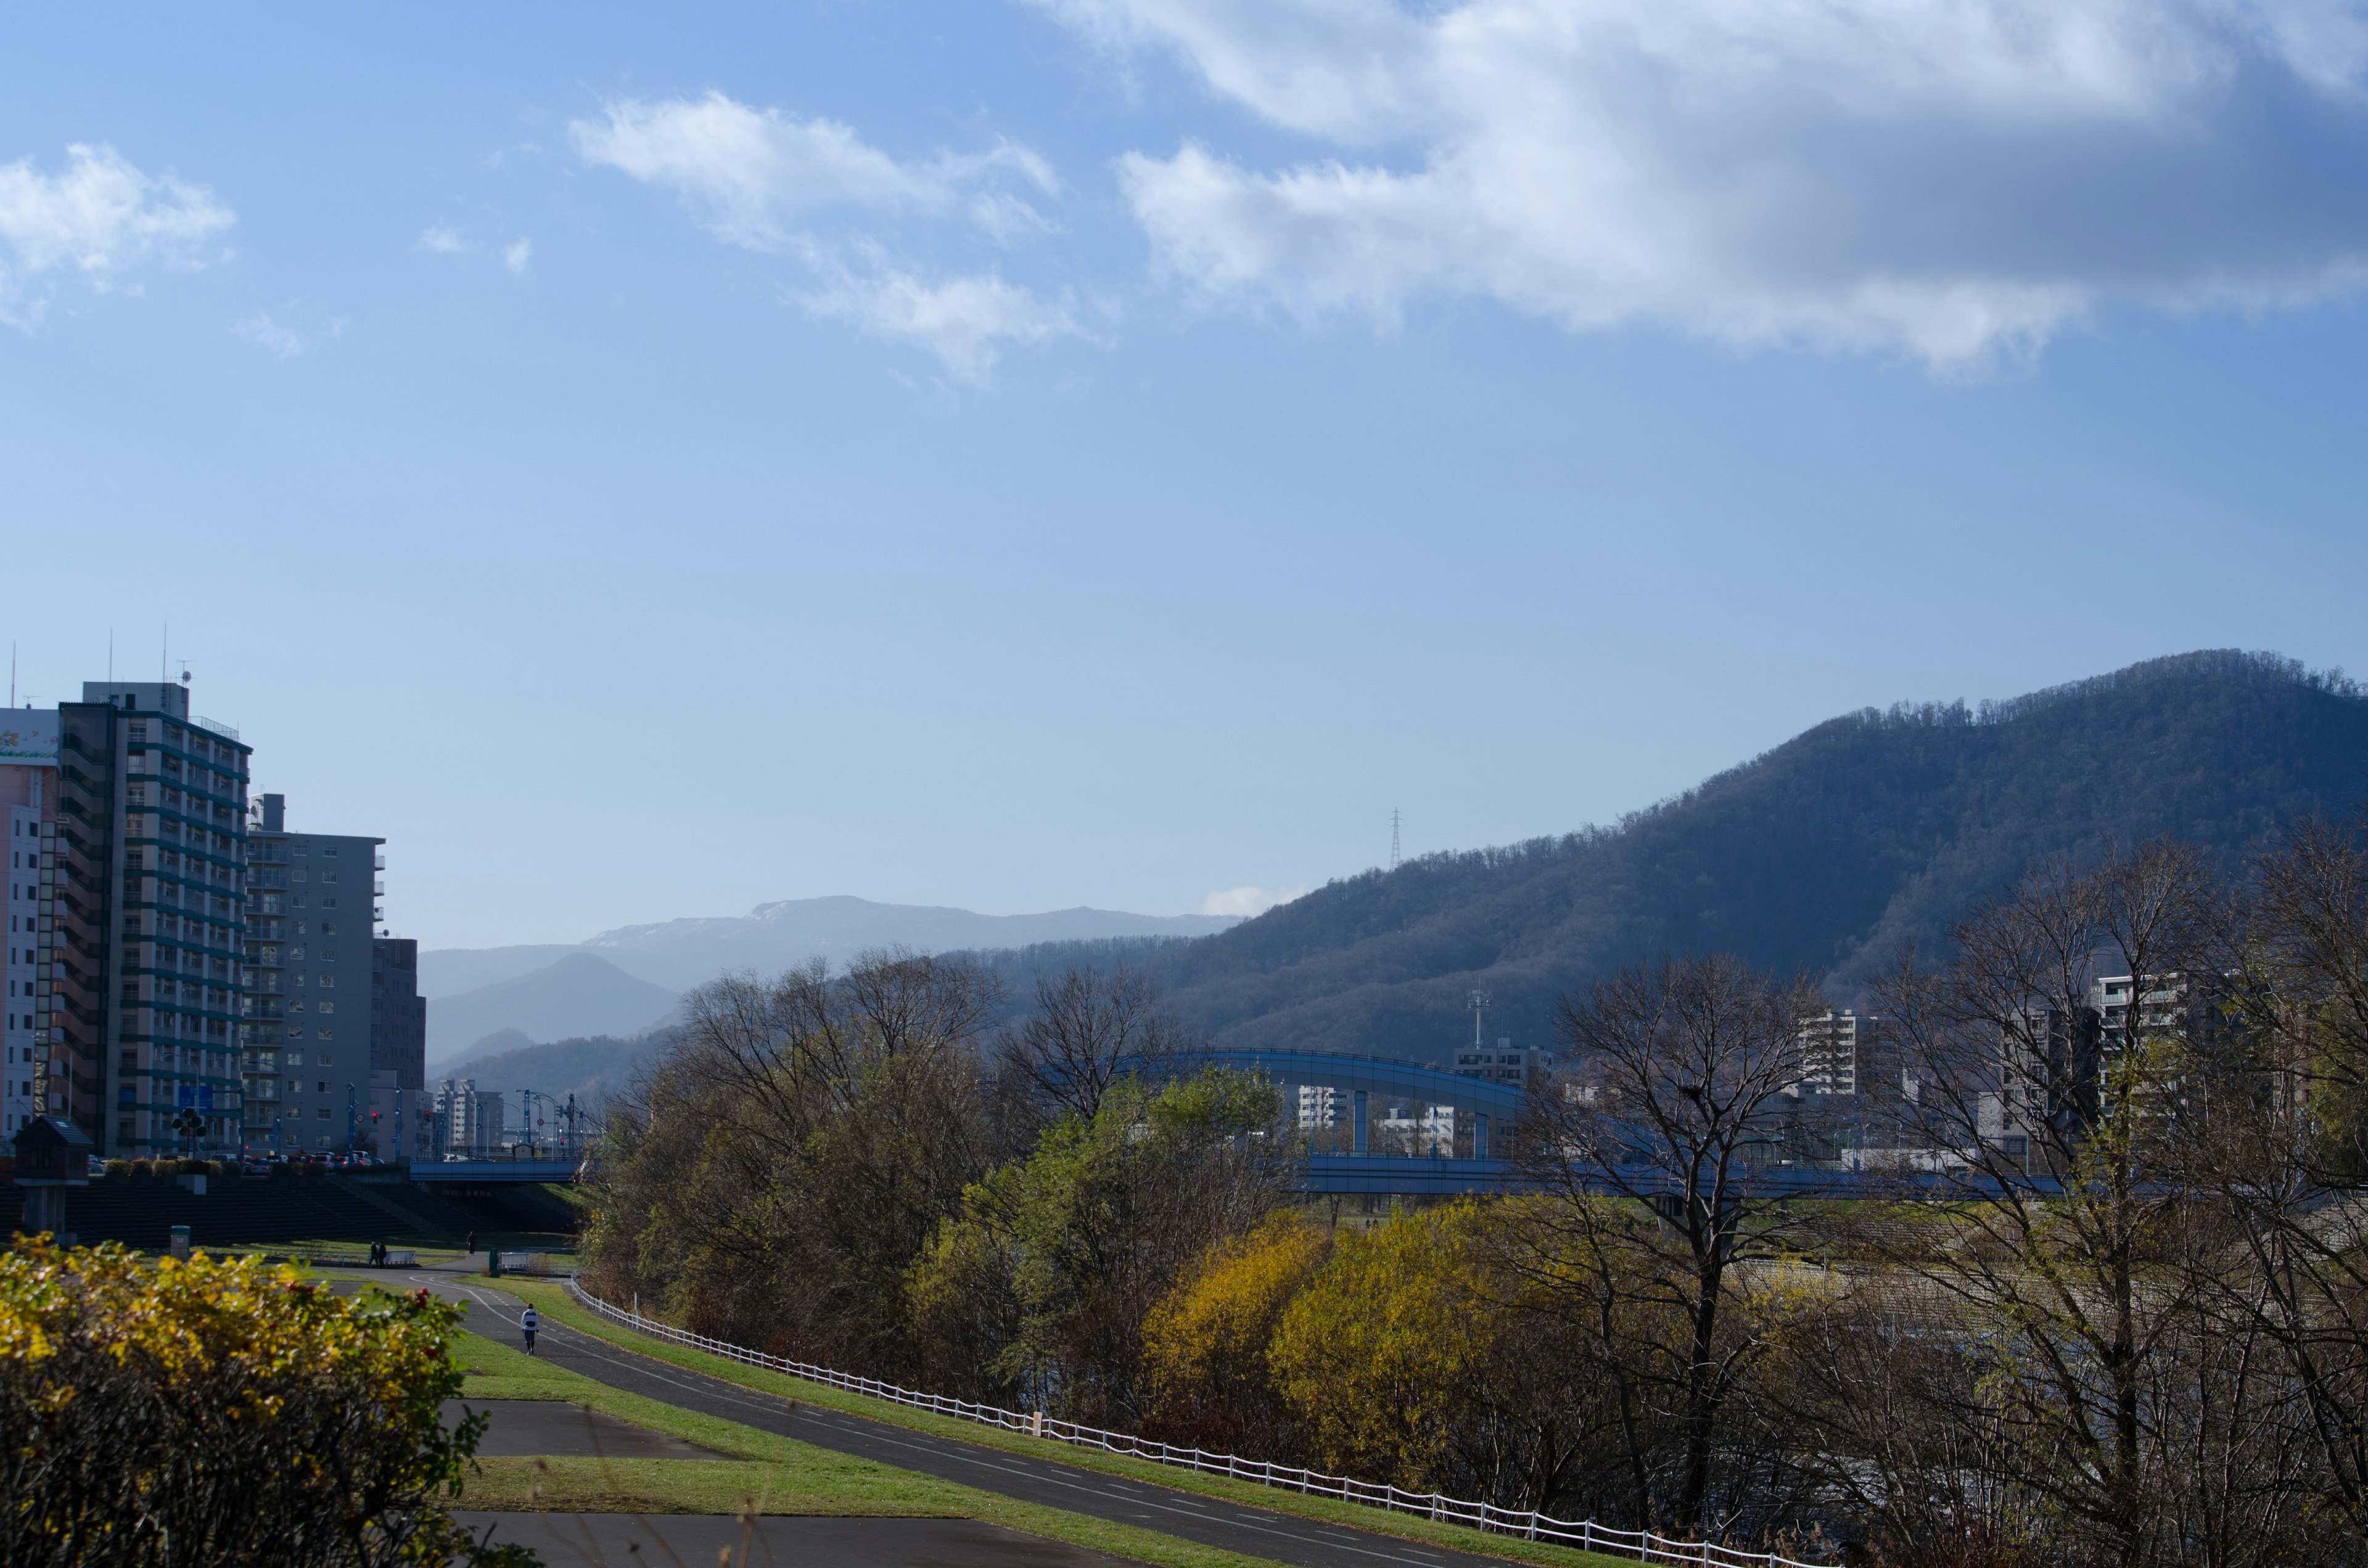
[239, 795, 383, 1155]
[56, 684, 253, 1159]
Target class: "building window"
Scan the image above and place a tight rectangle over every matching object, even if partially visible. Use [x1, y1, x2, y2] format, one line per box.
[317, 1028, 332, 1040]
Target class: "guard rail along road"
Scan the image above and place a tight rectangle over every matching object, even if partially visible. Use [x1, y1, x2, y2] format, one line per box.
[564, 1278, 1834, 1568]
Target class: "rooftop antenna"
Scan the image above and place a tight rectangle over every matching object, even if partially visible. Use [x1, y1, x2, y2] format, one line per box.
[1390, 808, 1402, 871]
[8, 643, 13, 707]
[1469, 988, 1490, 1051]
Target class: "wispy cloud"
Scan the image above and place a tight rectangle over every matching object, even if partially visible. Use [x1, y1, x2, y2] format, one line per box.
[229, 309, 307, 359]
[504, 237, 532, 274]
[0, 142, 233, 327]
[570, 91, 1056, 248]
[417, 224, 466, 255]
[575, 91, 1080, 380]
[1040, 0, 2368, 371]
[1200, 883, 1309, 918]
[804, 264, 1080, 384]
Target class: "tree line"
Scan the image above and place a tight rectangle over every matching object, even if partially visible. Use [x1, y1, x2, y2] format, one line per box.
[582, 818, 2368, 1567]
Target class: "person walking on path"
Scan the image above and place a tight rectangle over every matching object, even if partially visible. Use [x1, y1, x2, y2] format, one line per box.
[519, 1305, 540, 1357]
[465, 1231, 476, 1258]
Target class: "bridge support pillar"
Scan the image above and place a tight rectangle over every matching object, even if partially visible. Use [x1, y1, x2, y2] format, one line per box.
[1352, 1091, 1368, 1155]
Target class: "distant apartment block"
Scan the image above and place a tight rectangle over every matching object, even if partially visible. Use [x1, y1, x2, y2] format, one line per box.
[239, 794, 388, 1155]
[1378, 1101, 1457, 1155]
[367, 936, 430, 1162]
[433, 1077, 506, 1155]
[1296, 1083, 1341, 1131]
[1454, 1038, 1551, 1086]
[1793, 1011, 1866, 1098]
[3, 709, 58, 1138]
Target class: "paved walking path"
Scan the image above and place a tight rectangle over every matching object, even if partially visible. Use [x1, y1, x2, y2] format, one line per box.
[400, 1271, 1520, 1568]
[456, 1512, 1131, 1566]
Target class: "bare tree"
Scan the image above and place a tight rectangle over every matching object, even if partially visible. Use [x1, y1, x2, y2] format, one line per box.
[2180, 816, 2368, 1535]
[1514, 953, 1826, 1537]
[1870, 840, 2226, 1566]
[583, 948, 1005, 1373]
[1001, 966, 1190, 1123]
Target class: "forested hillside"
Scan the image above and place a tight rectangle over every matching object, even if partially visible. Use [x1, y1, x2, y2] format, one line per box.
[1090, 651, 2367, 1061]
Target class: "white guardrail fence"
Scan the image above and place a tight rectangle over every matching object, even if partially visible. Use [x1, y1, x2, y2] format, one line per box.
[564, 1278, 1833, 1568]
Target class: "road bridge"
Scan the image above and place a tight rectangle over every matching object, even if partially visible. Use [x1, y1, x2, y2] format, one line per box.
[1148, 1048, 1527, 1194]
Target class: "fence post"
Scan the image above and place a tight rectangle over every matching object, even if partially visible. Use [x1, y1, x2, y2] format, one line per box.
[1031, 1410, 1045, 1439]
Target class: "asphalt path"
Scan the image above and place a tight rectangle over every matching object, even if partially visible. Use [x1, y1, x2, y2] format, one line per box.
[399, 1272, 1514, 1568]
[456, 1512, 1132, 1567]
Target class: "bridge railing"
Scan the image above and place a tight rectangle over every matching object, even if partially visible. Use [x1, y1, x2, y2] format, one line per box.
[564, 1278, 1833, 1568]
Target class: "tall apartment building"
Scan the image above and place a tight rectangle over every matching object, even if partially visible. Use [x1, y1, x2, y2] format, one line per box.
[46, 683, 256, 1158]
[432, 1077, 505, 1155]
[1793, 1011, 1867, 1098]
[3, 708, 60, 1138]
[368, 938, 429, 1162]
[238, 794, 387, 1155]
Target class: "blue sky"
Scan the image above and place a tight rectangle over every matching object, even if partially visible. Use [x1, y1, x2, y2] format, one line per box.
[5, 1, 2366, 949]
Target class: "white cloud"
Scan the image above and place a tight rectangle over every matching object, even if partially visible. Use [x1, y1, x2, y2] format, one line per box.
[1038, 0, 2368, 368]
[418, 225, 466, 254]
[230, 309, 306, 359]
[804, 265, 1081, 383]
[0, 142, 233, 326]
[504, 237, 533, 274]
[571, 91, 1056, 248]
[576, 92, 1081, 379]
[1200, 882, 1310, 918]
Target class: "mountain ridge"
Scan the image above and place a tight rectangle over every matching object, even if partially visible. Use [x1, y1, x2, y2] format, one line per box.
[1120, 651, 2368, 1061]
[421, 895, 1240, 999]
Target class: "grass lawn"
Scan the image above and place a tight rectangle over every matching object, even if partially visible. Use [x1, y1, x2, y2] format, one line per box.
[500, 1279, 1638, 1568]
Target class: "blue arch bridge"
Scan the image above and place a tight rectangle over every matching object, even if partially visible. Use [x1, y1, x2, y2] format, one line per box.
[1158, 1048, 1528, 1197]
[411, 1050, 1954, 1199]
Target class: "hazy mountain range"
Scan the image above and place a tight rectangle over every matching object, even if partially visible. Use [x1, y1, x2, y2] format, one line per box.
[423, 897, 1240, 1066]
[429, 651, 2368, 1094]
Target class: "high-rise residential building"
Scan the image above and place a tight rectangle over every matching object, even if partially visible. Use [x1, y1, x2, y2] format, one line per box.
[432, 1077, 505, 1155]
[46, 683, 255, 1159]
[368, 937, 429, 1162]
[1296, 1083, 1341, 1131]
[1793, 1011, 1867, 1098]
[238, 794, 385, 1155]
[3, 708, 60, 1138]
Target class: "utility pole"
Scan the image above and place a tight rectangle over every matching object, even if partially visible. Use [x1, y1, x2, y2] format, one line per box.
[1390, 808, 1402, 871]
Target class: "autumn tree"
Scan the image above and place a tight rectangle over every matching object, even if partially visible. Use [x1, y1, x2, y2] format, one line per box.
[1141, 1212, 1331, 1453]
[0, 1242, 526, 1568]
[906, 1066, 1289, 1422]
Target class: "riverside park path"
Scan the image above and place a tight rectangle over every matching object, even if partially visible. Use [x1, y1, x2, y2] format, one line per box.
[388, 1265, 1526, 1568]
